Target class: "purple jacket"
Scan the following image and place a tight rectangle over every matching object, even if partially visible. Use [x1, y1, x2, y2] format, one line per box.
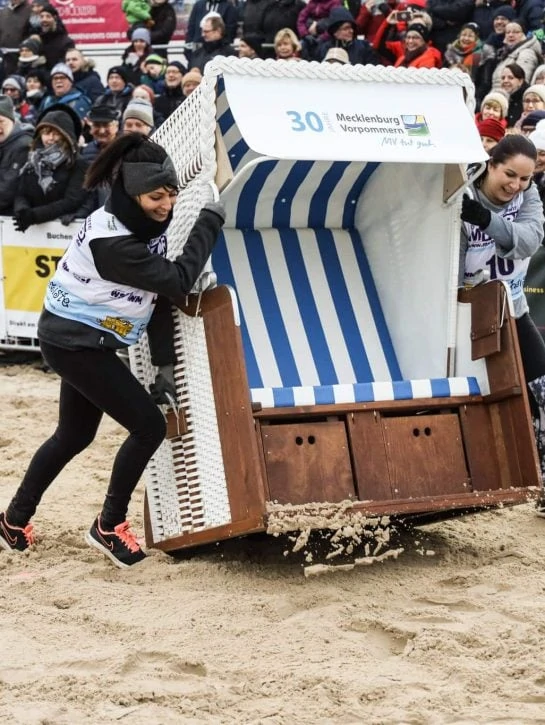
[297, 0, 341, 38]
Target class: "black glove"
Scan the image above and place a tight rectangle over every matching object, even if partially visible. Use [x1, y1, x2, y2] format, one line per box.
[60, 213, 76, 226]
[149, 364, 177, 406]
[203, 201, 226, 223]
[13, 208, 35, 233]
[461, 194, 491, 229]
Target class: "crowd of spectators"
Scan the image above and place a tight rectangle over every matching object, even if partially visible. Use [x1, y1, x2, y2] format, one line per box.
[2, 0, 545, 227]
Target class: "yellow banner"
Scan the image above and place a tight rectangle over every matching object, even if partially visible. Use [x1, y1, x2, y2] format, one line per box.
[2, 245, 65, 313]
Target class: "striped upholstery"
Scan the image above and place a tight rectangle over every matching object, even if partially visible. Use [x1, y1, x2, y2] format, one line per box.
[212, 228, 480, 408]
[215, 81, 480, 408]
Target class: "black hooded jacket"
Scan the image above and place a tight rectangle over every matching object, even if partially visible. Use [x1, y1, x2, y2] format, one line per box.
[0, 122, 32, 216]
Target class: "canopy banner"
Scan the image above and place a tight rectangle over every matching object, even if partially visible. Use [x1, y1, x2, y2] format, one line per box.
[223, 75, 488, 164]
[30, 0, 190, 45]
[0, 218, 76, 339]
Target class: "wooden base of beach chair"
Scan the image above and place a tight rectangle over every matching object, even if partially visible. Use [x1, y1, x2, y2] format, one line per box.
[143, 282, 540, 553]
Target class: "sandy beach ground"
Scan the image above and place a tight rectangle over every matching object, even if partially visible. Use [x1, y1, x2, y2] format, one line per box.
[2, 363, 545, 725]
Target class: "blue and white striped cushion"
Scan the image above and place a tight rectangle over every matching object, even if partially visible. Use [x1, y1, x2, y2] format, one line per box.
[251, 378, 481, 409]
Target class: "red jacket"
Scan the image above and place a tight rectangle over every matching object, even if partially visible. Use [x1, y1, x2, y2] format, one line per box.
[385, 40, 442, 68]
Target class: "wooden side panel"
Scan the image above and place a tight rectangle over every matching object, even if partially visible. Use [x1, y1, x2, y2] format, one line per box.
[459, 403, 500, 491]
[347, 411, 393, 501]
[382, 414, 470, 499]
[179, 288, 267, 522]
[467, 282, 502, 359]
[262, 421, 355, 505]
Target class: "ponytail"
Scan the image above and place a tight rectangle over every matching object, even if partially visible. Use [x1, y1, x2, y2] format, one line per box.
[84, 133, 170, 190]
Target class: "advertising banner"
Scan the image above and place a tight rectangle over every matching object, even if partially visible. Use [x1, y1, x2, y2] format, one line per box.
[224, 76, 488, 164]
[11, 0, 193, 46]
[0, 218, 75, 339]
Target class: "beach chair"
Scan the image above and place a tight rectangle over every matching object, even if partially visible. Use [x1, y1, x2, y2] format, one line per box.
[131, 58, 540, 553]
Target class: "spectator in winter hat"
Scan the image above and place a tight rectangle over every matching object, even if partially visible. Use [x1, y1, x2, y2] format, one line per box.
[476, 91, 509, 127]
[520, 109, 545, 136]
[132, 84, 164, 126]
[122, 27, 153, 86]
[17, 37, 48, 78]
[25, 69, 48, 115]
[323, 47, 349, 64]
[93, 67, 135, 116]
[2, 75, 35, 124]
[238, 34, 264, 59]
[40, 62, 92, 120]
[315, 7, 378, 64]
[476, 117, 505, 153]
[122, 99, 154, 135]
[82, 104, 121, 163]
[516, 84, 545, 131]
[181, 68, 203, 98]
[13, 104, 94, 230]
[0, 94, 32, 216]
[377, 16, 441, 69]
[155, 61, 187, 120]
[39, 4, 75, 69]
[140, 54, 167, 94]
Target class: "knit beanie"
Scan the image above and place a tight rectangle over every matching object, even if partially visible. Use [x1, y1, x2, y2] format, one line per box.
[241, 33, 264, 57]
[2, 75, 25, 93]
[461, 22, 481, 37]
[407, 22, 430, 42]
[476, 118, 505, 142]
[523, 84, 545, 105]
[481, 91, 508, 119]
[0, 94, 15, 122]
[492, 5, 517, 21]
[20, 37, 42, 55]
[122, 99, 154, 128]
[521, 109, 545, 130]
[131, 27, 151, 44]
[50, 62, 74, 82]
[181, 68, 202, 91]
[107, 65, 130, 85]
[40, 3, 59, 18]
[167, 59, 188, 75]
[144, 53, 166, 69]
[529, 119, 545, 151]
[323, 47, 349, 64]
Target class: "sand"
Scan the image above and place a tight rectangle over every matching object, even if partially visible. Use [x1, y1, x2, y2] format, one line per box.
[2, 363, 545, 724]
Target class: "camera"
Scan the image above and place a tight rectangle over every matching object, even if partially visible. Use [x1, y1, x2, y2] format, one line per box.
[397, 9, 412, 21]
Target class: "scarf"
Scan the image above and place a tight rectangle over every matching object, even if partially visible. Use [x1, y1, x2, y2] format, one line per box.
[401, 44, 427, 66]
[24, 143, 70, 194]
[110, 176, 173, 242]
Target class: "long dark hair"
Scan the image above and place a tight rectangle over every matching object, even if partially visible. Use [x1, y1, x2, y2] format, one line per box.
[84, 133, 170, 190]
[476, 134, 537, 188]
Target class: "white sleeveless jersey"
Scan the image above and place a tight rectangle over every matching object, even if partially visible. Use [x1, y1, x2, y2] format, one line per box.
[463, 191, 528, 301]
[44, 207, 167, 346]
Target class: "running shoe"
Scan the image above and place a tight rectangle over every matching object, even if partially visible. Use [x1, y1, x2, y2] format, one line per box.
[85, 516, 146, 569]
[0, 511, 35, 551]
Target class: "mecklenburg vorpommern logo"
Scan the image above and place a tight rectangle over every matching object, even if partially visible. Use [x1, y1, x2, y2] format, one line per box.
[401, 115, 430, 136]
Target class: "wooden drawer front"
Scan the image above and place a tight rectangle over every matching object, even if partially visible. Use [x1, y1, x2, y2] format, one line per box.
[262, 421, 355, 505]
[382, 414, 470, 499]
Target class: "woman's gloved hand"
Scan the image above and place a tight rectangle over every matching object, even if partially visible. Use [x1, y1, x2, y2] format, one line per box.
[13, 208, 35, 233]
[461, 194, 491, 229]
[203, 201, 226, 223]
[149, 364, 177, 406]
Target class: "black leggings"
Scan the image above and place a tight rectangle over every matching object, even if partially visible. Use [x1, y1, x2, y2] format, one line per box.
[7, 341, 166, 529]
